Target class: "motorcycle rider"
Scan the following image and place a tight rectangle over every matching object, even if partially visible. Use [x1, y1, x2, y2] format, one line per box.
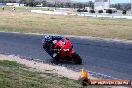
[42, 35, 64, 57]
[42, 35, 82, 64]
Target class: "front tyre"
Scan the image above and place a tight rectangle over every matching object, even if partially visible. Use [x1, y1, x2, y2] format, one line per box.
[53, 54, 60, 64]
[72, 52, 82, 64]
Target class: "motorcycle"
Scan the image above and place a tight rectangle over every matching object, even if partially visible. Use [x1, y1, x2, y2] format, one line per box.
[42, 37, 82, 64]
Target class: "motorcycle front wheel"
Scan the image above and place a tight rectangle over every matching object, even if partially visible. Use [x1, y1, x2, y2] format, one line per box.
[72, 52, 82, 64]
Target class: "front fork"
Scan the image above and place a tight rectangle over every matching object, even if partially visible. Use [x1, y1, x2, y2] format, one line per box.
[67, 49, 75, 60]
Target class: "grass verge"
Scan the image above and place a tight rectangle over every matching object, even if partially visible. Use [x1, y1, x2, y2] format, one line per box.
[0, 12, 132, 40]
[0, 60, 105, 88]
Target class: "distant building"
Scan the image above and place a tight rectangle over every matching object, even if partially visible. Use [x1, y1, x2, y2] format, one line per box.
[94, 0, 110, 11]
[6, 3, 20, 6]
[6, 3, 25, 7]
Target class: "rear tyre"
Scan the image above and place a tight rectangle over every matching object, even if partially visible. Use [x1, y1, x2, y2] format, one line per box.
[72, 52, 82, 64]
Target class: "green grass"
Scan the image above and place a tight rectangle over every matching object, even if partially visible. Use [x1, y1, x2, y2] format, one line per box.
[0, 60, 26, 68]
[0, 60, 79, 88]
[0, 60, 105, 88]
[0, 11, 132, 40]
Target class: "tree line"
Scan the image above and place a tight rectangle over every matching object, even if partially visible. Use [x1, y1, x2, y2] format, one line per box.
[0, 0, 94, 9]
[0, 0, 131, 10]
[111, 3, 131, 10]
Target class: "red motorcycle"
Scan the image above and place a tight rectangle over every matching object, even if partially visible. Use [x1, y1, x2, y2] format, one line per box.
[42, 37, 82, 64]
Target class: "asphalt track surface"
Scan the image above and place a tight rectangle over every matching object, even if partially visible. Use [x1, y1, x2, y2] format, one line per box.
[0, 32, 132, 81]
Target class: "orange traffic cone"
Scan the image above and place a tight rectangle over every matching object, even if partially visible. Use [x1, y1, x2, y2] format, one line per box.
[82, 68, 89, 78]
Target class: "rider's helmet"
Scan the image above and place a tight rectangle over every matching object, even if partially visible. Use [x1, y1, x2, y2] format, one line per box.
[44, 35, 52, 42]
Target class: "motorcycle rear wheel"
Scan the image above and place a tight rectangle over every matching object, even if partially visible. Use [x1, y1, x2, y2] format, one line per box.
[72, 52, 82, 64]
